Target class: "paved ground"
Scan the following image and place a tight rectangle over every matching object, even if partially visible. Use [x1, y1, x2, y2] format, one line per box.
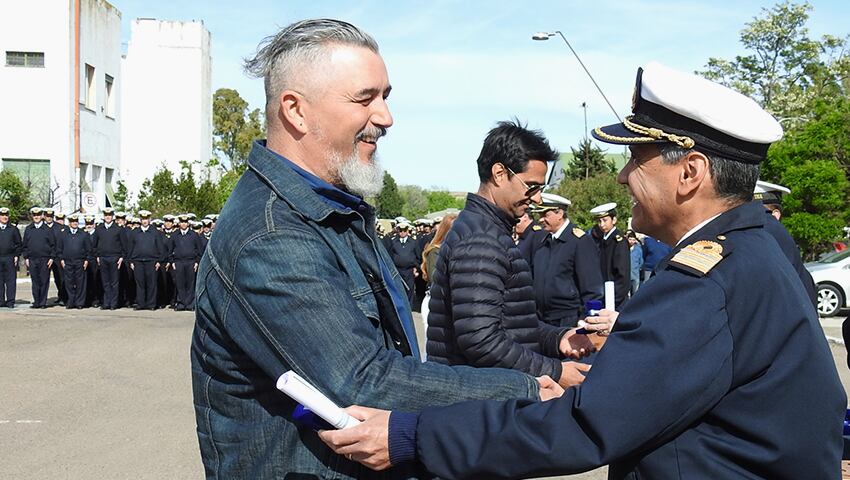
[2, 282, 848, 479]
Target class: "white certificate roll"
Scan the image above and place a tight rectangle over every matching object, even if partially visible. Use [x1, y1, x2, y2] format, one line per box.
[604, 281, 615, 312]
[276, 371, 360, 429]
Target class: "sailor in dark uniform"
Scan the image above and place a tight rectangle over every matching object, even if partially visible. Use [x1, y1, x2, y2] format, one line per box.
[170, 214, 203, 311]
[158, 214, 177, 309]
[115, 212, 133, 308]
[387, 222, 420, 305]
[531, 193, 603, 327]
[0, 207, 22, 307]
[82, 216, 101, 307]
[590, 202, 630, 307]
[43, 208, 67, 306]
[330, 62, 847, 480]
[57, 215, 93, 309]
[515, 211, 548, 265]
[191, 221, 208, 251]
[412, 219, 433, 312]
[128, 210, 164, 310]
[22, 207, 55, 308]
[93, 208, 125, 310]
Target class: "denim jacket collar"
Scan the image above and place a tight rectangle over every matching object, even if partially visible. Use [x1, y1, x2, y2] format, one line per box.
[247, 140, 374, 222]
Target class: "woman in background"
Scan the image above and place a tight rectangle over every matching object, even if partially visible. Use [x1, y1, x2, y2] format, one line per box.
[418, 213, 457, 361]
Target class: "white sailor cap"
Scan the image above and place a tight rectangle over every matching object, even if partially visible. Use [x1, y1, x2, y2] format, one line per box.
[538, 193, 572, 209]
[590, 202, 618, 219]
[753, 180, 791, 205]
[138, 210, 152, 218]
[592, 62, 783, 164]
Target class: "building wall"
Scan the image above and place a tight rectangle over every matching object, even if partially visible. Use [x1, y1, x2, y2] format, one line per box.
[121, 19, 212, 199]
[0, 0, 121, 213]
[78, 0, 122, 214]
[0, 0, 73, 209]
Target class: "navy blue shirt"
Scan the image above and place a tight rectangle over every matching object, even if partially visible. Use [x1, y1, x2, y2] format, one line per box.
[0, 224, 22, 258]
[22, 223, 55, 259]
[171, 229, 202, 262]
[57, 228, 93, 262]
[93, 223, 125, 258]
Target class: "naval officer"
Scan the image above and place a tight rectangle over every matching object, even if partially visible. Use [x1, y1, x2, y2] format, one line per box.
[530, 193, 603, 327]
[128, 210, 164, 310]
[321, 62, 846, 480]
[57, 215, 92, 309]
[590, 202, 630, 307]
[22, 207, 55, 309]
[0, 207, 22, 307]
[93, 208, 125, 309]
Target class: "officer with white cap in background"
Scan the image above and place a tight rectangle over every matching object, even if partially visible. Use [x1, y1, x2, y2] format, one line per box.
[589, 202, 630, 307]
[531, 193, 603, 327]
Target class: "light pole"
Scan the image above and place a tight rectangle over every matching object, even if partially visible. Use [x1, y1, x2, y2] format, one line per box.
[532, 31, 622, 123]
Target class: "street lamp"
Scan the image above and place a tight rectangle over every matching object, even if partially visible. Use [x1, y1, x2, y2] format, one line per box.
[532, 31, 622, 122]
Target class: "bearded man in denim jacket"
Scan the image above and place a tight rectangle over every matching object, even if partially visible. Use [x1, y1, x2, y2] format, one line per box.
[190, 19, 575, 480]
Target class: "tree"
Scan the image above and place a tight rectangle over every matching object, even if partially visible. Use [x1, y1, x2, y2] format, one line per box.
[137, 165, 180, 217]
[375, 172, 403, 218]
[698, 1, 850, 122]
[553, 173, 631, 231]
[0, 170, 31, 223]
[113, 180, 130, 212]
[213, 88, 264, 172]
[399, 185, 428, 220]
[564, 138, 615, 180]
[426, 191, 463, 213]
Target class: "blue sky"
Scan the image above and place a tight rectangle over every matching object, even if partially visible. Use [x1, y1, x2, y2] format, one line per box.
[111, 0, 849, 191]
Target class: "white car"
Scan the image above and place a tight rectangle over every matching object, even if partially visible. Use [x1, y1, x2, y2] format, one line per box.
[805, 249, 850, 317]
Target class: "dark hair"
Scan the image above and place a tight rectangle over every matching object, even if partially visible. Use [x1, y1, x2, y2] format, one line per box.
[659, 144, 759, 204]
[477, 119, 559, 182]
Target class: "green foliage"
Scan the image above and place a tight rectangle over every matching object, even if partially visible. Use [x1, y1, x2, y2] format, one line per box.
[699, 1, 849, 121]
[0, 170, 31, 223]
[564, 138, 615, 180]
[113, 180, 130, 211]
[136, 160, 239, 217]
[376, 172, 403, 218]
[552, 173, 631, 230]
[213, 88, 264, 171]
[426, 191, 464, 213]
[399, 185, 428, 220]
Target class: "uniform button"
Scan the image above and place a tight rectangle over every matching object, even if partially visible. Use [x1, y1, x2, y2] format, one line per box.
[717, 235, 726, 241]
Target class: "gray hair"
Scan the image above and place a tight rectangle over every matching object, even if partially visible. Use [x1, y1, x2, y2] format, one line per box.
[244, 19, 379, 111]
[659, 144, 759, 204]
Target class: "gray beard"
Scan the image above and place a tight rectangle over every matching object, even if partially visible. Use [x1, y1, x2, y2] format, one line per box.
[329, 149, 384, 198]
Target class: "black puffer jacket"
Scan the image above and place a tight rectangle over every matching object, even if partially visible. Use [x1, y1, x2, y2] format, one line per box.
[426, 193, 565, 380]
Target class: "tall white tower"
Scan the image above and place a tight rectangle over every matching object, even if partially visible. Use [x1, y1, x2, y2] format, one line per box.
[121, 19, 212, 199]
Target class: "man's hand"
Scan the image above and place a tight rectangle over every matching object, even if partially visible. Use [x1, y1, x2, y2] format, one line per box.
[13, 256, 18, 267]
[155, 262, 160, 271]
[47, 259, 53, 269]
[117, 257, 123, 268]
[580, 309, 619, 337]
[536, 375, 565, 401]
[60, 260, 65, 269]
[25, 258, 29, 268]
[559, 328, 597, 359]
[130, 262, 135, 271]
[318, 406, 392, 471]
[193, 262, 198, 272]
[96, 257, 101, 266]
[83, 260, 89, 270]
[558, 361, 591, 388]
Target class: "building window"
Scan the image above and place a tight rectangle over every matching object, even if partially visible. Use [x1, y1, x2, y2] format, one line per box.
[84, 64, 95, 110]
[104, 74, 115, 118]
[80, 162, 90, 192]
[6, 51, 44, 68]
[2, 158, 51, 205]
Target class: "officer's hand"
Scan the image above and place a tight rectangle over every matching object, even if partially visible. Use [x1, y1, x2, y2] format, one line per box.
[13, 256, 18, 266]
[83, 260, 88, 270]
[318, 406, 391, 471]
[558, 361, 591, 388]
[130, 263, 135, 271]
[47, 259, 53, 268]
[155, 262, 160, 271]
[25, 258, 29, 268]
[60, 260, 65, 269]
[96, 258, 101, 266]
[537, 375, 565, 400]
[117, 258, 123, 268]
[193, 262, 198, 272]
[559, 329, 597, 359]
[580, 310, 619, 337]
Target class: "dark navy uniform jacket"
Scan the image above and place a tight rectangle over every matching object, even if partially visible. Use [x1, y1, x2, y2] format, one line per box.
[531, 221, 603, 324]
[170, 229, 202, 262]
[761, 209, 817, 308]
[22, 223, 56, 259]
[398, 202, 845, 480]
[516, 222, 547, 265]
[599, 226, 631, 306]
[388, 236, 421, 271]
[128, 227, 164, 262]
[93, 223, 125, 258]
[57, 228, 93, 262]
[0, 224, 22, 258]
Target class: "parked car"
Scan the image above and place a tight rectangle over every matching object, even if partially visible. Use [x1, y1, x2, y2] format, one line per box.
[805, 249, 850, 317]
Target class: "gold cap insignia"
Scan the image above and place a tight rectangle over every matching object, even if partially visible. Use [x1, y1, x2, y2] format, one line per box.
[669, 240, 725, 276]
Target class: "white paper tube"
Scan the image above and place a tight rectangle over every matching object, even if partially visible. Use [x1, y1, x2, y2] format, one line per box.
[276, 371, 360, 429]
[604, 281, 615, 311]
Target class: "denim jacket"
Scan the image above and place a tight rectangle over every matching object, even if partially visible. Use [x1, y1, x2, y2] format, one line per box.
[191, 141, 538, 479]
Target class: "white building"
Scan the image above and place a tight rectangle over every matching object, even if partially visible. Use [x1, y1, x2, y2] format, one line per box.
[121, 19, 212, 199]
[0, 0, 122, 213]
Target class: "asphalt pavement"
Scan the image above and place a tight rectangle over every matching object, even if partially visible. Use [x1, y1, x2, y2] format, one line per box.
[1, 282, 848, 479]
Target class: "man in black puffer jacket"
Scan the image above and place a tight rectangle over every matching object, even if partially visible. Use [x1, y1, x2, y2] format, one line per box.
[426, 120, 597, 388]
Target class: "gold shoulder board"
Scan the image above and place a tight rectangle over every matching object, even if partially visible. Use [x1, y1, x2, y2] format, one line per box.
[532, 225, 542, 231]
[668, 240, 724, 276]
[572, 227, 584, 238]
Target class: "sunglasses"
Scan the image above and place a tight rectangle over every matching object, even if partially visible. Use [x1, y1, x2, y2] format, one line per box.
[504, 165, 547, 198]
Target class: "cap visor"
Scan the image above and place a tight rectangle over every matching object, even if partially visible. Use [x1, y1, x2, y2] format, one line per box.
[592, 122, 665, 146]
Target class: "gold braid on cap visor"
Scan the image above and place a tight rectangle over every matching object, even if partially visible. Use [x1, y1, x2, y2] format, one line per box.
[594, 116, 696, 149]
